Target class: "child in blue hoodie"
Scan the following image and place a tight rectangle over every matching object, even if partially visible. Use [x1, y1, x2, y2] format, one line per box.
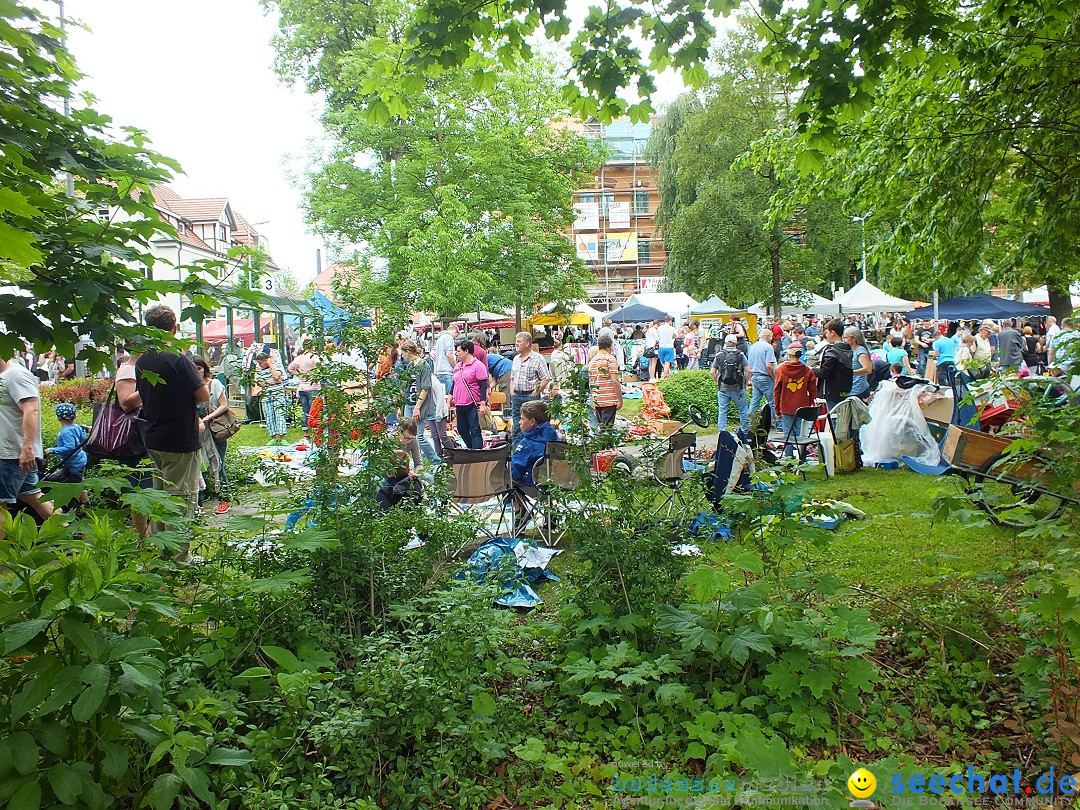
[45, 403, 88, 483]
[511, 400, 561, 486]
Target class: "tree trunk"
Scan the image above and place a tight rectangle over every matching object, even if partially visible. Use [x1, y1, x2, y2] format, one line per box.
[770, 246, 782, 321]
[1046, 278, 1073, 322]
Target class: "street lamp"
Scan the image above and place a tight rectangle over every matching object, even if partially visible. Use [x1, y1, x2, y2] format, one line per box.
[852, 211, 872, 280]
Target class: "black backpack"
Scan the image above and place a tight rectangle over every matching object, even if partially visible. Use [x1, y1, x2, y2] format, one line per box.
[719, 350, 744, 387]
[868, 357, 891, 391]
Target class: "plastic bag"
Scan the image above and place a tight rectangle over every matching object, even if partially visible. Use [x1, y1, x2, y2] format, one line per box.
[860, 380, 941, 467]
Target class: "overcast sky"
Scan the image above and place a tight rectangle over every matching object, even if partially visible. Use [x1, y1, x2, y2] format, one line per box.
[65, 1, 695, 287]
[67, 0, 328, 284]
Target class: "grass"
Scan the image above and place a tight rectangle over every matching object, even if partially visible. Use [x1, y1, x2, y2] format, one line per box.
[799, 467, 1052, 589]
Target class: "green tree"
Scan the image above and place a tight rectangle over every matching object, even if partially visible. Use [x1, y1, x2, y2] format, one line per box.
[647, 34, 858, 315]
[777, 4, 1080, 315]
[268, 0, 599, 321]
[0, 3, 224, 363]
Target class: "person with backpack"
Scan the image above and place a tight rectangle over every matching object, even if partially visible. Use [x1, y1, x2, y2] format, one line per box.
[711, 333, 751, 433]
[815, 319, 854, 412]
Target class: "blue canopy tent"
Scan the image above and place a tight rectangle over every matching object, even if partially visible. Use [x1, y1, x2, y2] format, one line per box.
[906, 293, 1050, 321]
[308, 291, 371, 329]
[606, 302, 669, 324]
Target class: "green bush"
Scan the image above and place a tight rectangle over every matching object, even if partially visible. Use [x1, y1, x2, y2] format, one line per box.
[656, 370, 718, 423]
[41, 377, 113, 408]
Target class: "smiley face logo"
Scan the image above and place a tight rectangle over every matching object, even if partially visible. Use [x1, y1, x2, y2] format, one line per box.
[847, 768, 877, 799]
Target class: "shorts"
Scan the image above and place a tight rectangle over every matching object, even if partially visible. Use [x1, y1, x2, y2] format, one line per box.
[658, 347, 676, 364]
[0, 459, 42, 504]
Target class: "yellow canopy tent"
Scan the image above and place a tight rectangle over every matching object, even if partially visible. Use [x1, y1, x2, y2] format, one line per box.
[528, 311, 594, 326]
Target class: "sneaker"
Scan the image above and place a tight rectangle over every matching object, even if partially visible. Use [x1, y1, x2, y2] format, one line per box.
[214, 501, 231, 515]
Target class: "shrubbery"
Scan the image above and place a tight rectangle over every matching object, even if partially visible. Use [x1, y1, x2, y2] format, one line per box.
[41, 377, 113, 408]
[657, 369, 719, 423]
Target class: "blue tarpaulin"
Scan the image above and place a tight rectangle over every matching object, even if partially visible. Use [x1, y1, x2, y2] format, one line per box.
[458, 536, 560, 608]
[308, 291, 372, 328]
[906, 293, 1050, 321]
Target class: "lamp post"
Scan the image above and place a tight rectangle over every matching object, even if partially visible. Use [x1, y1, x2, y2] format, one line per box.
[852, 211, 872, 280]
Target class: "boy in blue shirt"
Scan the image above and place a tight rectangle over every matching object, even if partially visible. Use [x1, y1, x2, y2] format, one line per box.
[45, 403, 88, 483]
[511, 400, 561, 486]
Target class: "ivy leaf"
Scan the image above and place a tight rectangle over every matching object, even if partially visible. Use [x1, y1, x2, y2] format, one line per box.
[655, 682, 690, 704]
[724, 546, 764, 575]
[686, 565, 732, 602]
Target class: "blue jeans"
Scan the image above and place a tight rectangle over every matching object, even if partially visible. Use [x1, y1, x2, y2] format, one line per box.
[748, 373, 776, 423]
[437, 372, 454, 400]
[416, 429, 440, 463]
[0, 459, 40, 504]
[511, 393, 539, 443]
[298, 389, 316, 422]
[213, 438, 230, 498]
[455, 404, 483, 450]
[717, 386, 749, 433]
[779, 413, 804, 458]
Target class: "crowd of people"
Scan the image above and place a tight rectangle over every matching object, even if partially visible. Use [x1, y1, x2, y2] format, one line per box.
[5, 298, 1075, 546]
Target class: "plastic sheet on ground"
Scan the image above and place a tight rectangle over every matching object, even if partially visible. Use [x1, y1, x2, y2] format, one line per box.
[458, 537, 561, 609]
[860, 380, 941, 467]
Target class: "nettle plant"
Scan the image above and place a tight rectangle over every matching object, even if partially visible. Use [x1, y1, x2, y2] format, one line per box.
[0, 500, 255, 810]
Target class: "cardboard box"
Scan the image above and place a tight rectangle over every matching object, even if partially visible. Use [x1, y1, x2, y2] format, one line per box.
[651, 419, 682, 436]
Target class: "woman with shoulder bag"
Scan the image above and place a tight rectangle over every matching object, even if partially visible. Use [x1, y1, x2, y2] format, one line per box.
[451, 340, 488, 450]
[113, 354, 151, 536]
[193, 356, 233, 514]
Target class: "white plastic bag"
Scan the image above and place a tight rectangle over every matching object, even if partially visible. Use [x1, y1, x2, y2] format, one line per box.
[860, 380, 941, 466]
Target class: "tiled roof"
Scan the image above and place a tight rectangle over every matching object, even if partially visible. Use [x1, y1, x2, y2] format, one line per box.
[165, 197, 231, 224]
[232, 209, 260, 247]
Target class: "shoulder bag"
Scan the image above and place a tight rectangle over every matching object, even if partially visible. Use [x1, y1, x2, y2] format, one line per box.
[207, 408, 241, 441]
[85, 386, 146, 461]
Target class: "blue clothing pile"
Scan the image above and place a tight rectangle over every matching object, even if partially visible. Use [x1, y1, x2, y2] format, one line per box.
[458, 536, 560, 608]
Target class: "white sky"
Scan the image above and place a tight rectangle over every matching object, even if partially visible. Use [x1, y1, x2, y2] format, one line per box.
[66, 0, 327, 284]
[65, 1, 698, 287]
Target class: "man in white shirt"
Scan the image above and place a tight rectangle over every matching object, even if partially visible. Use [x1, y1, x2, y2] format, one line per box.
[1045, 316, 1061, 352]
[656, 316, 677, 379]
[433, 323, 459, 395]
[644, 320, 660, 381]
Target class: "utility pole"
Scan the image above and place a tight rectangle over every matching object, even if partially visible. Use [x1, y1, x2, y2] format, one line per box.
[852, 212, 872, 280]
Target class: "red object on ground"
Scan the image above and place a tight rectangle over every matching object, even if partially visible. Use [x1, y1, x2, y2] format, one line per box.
[592, 449, 619, 473]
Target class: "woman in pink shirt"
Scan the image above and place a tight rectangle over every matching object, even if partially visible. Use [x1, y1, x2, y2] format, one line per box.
[451, 340, 489, 449]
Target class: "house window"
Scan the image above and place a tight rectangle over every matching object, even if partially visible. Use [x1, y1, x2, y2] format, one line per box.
[219, 225, 227, 241]
[600, 191, 616, 215]
[639, 238, 652, 264]
[632, 190, 650, 214]
[597, 239, 607, 264]
[579, 192, 596, 204]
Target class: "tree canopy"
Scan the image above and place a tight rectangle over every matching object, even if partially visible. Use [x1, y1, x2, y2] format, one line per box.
[269, 0, 600, 320]
[0, 3, 237, 363]
[646, 33, 859, 315]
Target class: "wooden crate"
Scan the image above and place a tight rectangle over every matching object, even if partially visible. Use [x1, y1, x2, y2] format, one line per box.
[941, 424, 1014, 469]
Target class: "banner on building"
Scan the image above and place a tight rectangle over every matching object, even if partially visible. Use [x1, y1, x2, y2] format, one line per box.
[573, 202, 599, 231]
[608, 200, 631, 229]
[639, 276, 665, 292]
[605, 232, 638, 263]
[575, 234, 598, 261]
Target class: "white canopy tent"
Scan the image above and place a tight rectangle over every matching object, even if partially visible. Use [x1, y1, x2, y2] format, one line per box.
[836, 279, 913, 314]
[1021, 284, 1080, 309]
[623, 292, 699, 320]
[749, 290, 840, 319]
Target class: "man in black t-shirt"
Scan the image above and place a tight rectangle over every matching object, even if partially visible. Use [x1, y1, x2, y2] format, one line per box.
[913, 320, 936, 376]
[135, 305, 209, 558]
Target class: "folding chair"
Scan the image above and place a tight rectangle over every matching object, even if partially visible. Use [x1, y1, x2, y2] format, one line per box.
[443, 445, 515, 539]
[647, 431, 699, 522]
[780, 404, 825, 477]
[515, 441, 581, 546]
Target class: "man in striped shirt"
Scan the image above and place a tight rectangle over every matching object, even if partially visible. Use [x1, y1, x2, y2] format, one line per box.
[510, 332, 551, 442]
[588, 334, 623, 425]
